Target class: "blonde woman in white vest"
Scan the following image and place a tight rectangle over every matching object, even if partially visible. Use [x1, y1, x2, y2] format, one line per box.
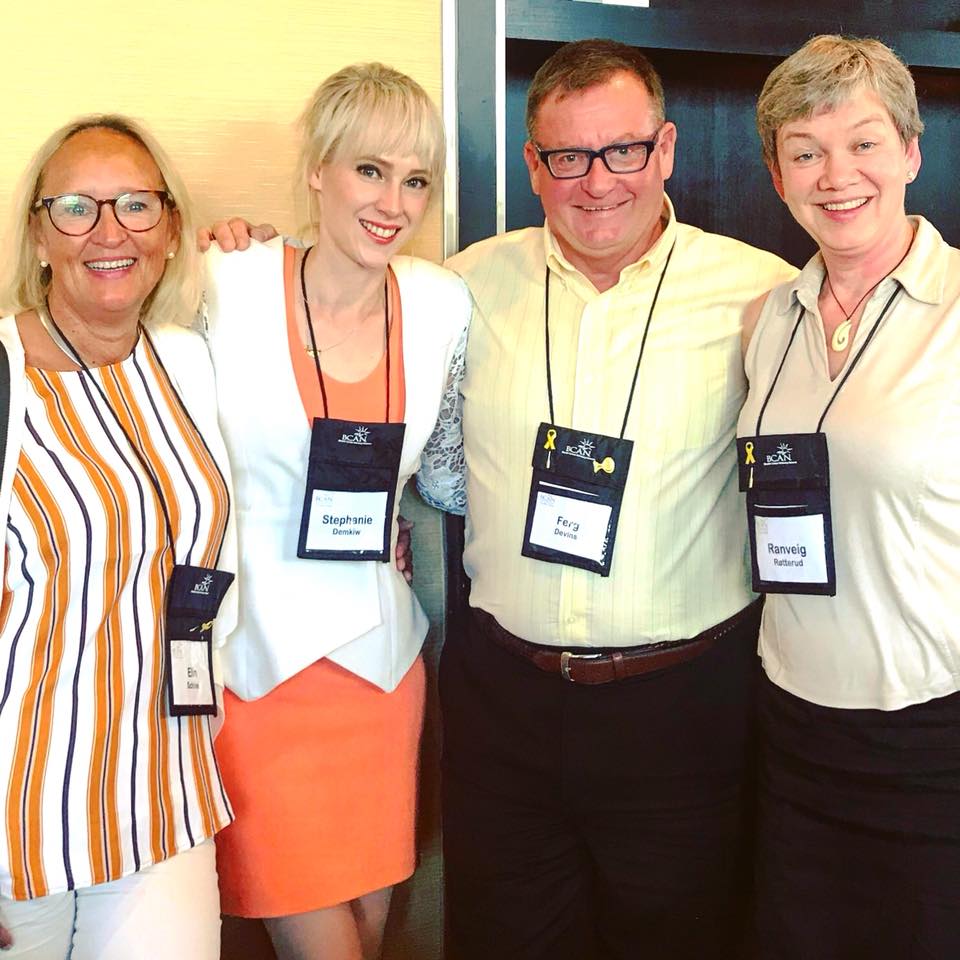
[740, 35, 960, 959]
[203, 64, 470, 960]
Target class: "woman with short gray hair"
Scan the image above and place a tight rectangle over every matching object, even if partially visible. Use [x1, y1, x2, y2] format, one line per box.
[740, 34, 960, 958]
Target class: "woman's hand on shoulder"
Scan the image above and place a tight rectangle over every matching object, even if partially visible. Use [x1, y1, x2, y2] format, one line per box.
[741, 291, 771, 362]
[196, 219, 279, 253]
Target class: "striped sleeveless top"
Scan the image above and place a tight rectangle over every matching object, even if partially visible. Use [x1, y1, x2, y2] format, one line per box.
[0, 334, 233, 900]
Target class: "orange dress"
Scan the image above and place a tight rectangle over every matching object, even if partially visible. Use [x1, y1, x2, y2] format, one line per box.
[214, 247, 425, 917]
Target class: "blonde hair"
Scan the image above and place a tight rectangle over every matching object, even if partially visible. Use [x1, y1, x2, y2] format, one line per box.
[1, 114, 200, 327]
[296, 63, 445, 233]
[757, 35, 924, 169]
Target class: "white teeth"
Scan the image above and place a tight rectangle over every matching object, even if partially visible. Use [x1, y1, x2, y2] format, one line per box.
[360, 220, 399, 239]
[581, 205, 616, 212]
[86, 258, 135, 270]
[822, 198, 868, 211]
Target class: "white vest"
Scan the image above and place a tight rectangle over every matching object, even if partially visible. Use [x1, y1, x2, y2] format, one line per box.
[204, 238, 471, 698]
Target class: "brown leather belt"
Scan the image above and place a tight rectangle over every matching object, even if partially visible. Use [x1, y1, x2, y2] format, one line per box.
[476, 600, 761, 684]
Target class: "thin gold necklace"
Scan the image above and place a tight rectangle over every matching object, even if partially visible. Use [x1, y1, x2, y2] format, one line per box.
[300, 261, 385, 357]
[302, 306, 371, 357]
[303, 324, 364, 357]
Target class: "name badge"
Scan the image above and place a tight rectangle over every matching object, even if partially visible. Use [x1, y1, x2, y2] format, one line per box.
[297, 417, 406, 562]
[521, 423, 633, 577]
[165, 563, 235, 717]
[737, 433, 836, 596]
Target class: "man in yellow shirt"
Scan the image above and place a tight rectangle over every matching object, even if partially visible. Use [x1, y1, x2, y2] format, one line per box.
[441, 38, 796, 960]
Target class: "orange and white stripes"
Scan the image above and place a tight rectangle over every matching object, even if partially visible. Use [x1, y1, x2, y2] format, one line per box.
[0, 337, 232, 900]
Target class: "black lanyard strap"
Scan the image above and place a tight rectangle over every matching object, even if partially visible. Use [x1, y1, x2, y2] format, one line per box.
[41, 302, 203, 562]
[544, 241, 676, 440]
[815, 284, 901, 431]
[300, 246, 391, 423]
[755, 281, 903, 436]
[141, 329, 231, 568]
[753, 306, 804, 436]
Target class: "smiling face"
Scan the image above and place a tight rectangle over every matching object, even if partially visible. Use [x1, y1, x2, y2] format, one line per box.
[771, 88, 920, 266]
[309, 151, 432, 272]
[33, 127, 178, 324]
[523, 71, 676, 289]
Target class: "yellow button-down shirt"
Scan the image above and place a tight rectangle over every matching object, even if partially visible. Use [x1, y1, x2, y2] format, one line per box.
[448, 198, 796, 647]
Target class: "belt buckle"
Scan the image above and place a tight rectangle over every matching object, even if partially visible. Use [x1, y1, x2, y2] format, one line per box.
[559, 650, 603, 682]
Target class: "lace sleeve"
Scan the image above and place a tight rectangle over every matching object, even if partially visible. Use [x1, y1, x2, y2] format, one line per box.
[197, 291, 209, 339]
[416, 322, 469, 515]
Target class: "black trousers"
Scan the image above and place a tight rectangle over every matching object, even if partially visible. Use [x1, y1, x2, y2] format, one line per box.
[754, 676, 960, 960]
[439, 603, 762, 960]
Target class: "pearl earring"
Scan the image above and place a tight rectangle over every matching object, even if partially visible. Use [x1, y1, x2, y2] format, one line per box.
[906, 170, 915, 182]
[39, 260, 48, 268]
[166, 251, 175, 260]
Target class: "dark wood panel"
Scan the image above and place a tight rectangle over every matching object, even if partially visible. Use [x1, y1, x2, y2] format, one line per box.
[539, 0, 959, 20]
[456, 0, 499, 248]
[507, 0, 960, 69]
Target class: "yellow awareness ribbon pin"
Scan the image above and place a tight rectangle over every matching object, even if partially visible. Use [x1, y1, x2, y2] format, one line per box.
[744, 441, 756, 465]
[544, 428, 557, 467]
[593, 456, 615, 475]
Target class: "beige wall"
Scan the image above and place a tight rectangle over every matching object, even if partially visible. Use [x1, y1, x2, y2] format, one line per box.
[3, 3, 448, 957]
[1, 1, 443, 262]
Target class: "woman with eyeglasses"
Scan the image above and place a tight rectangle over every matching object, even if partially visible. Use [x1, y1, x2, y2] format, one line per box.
[740, 36, 960, 958]
[203, 64, 469, 960]
[0, 116, 237, 959]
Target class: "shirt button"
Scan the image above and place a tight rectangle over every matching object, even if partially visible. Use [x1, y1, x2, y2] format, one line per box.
[567, 616, 576, 624]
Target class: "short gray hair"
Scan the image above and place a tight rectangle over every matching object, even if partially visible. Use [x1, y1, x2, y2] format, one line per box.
[1, 114, 200, 327]
[757, 35, 923, 169]
[526, 39, 665, 140]
[296, 63, 445, 233]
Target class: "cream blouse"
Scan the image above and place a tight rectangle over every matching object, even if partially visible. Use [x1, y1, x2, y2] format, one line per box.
[739, 217, 960, 710]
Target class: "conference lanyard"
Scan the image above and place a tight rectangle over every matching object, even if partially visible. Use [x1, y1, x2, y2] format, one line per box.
[40, 303, 234, 717]
[295, 247, 405, 562]
[736, 281, 903, 595]
[520, 243, 675, 576]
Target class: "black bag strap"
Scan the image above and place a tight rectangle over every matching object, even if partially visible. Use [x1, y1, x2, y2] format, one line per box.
[0, 340, 9, 488]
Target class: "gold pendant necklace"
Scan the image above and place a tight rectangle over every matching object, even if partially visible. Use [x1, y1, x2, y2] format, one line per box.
[303, 323, 363, 357]
[301, 286, 382, 357]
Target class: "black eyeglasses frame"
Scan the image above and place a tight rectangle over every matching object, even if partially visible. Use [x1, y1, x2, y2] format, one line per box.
[533, 131, 662, 180]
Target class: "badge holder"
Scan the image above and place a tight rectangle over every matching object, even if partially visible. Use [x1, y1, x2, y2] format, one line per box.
[737, 433, 836, 596]
[736, 282, 904, 598]
[37, 305, 237, 719]
[522, 423, 633, 577]
[520, 245, 674, 578]
[297, 417, 406, 562]
[165, 564, 235, 717]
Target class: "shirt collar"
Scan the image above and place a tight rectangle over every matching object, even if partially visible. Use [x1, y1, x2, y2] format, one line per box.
[542, 194, 678, 296]
[892, 216, 949, 304]
[781, 215, 948, 316]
